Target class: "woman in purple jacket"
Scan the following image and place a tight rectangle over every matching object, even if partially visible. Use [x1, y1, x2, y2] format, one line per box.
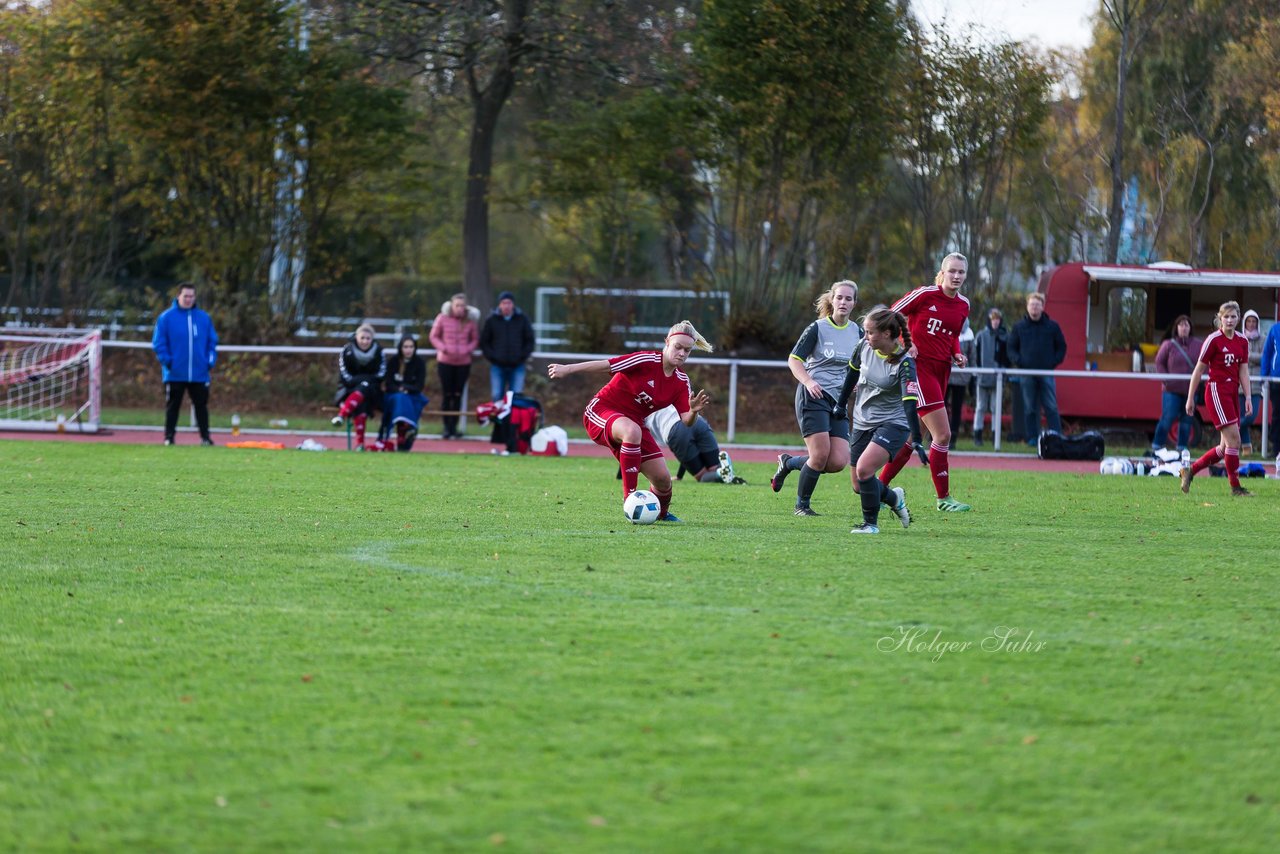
[1152, 314, 1203, 453]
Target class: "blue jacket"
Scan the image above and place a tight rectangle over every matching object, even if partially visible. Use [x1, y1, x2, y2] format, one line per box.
[1262, 322, 1280, 379]
[152, 298, 218, 383]
[1008, 311, 1066, 371]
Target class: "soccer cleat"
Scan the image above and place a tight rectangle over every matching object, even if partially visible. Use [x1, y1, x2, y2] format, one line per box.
[936, 495, 971, 512]
[657, 512, 682, 523]
[1231, 486, 1253, 497]
[330, 414, 344, 426]
[201, 437, 215, 446]
[716, 450, 735, 483]
[890, 487, 911, 529]
[850, 523, 880, 535]
[793, 506, 820, 517]
[1179, 465, 1192, 494]
[771, 453, 793, 492]
[727, 476, 747, 485]
[163, 439, 174, 446]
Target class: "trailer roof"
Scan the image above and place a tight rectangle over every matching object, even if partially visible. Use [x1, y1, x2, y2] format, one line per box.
[1082, 265, 1280, 288]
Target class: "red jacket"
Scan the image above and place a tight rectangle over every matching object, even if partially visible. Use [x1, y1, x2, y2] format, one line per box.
[429, 306, 479, 366]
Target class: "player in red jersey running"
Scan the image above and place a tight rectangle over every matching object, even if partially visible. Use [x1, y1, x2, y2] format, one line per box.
[548, 321, 713, 522]
[1181, 301, 1253, 497]
[877, 253, 973, 511]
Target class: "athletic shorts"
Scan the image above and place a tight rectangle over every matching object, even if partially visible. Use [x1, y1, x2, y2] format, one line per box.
[583, 398, 664, 460]
[667, 416, 719, 472]
[794, 385, 850, 440]
[1203, 382, 1240, 430]
[849, 423, 911, 463]
[913, 358, 952, 416]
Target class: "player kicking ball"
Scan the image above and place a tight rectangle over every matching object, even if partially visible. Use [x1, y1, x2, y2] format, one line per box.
[548, 321, 714, 523]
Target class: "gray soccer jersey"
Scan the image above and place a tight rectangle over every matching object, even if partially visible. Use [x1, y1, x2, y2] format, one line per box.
[790, 318, 861, 393]
[849, 339, 918, 430]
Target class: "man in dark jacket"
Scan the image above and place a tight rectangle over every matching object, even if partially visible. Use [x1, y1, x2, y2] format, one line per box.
[971, 307, 1011, 446]
[1008, 292, 1067, 445]
[480, 291, 535, 402]
[152, 282, 219, 446]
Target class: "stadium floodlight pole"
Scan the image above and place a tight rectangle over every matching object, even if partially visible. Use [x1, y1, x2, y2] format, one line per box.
[269, 0, 309, 324]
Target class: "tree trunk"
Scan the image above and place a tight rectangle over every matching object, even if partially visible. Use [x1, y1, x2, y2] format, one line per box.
[1105, 21, 1130, 264]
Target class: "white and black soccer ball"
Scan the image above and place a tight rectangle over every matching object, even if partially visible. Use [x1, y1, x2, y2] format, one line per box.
[1099, 456, 1133, 476]
[623, 489, 661, 524]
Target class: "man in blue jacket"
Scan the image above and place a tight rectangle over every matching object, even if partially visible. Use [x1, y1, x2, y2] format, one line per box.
[1261, 317, 1280, 453]
[152, 282, 219, 445]
[1008, 292, 1067, 446]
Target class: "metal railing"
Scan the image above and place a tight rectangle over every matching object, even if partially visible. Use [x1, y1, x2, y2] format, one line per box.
[84, 333, 1275, 456]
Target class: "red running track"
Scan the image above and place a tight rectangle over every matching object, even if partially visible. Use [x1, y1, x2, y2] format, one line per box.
[0, 425, 1101, 475]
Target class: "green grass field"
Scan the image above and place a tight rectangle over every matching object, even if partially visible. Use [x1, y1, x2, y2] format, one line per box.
[2, 441, 1277, 852]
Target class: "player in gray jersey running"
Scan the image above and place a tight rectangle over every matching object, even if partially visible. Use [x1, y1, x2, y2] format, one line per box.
[772, 280, 862, 515]
[835, 306, 924, 534]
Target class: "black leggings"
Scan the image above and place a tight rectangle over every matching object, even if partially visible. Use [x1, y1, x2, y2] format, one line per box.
[438, 362, 471, 434]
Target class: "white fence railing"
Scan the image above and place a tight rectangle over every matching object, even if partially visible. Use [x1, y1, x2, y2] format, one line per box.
[85, 334, 1275, 456]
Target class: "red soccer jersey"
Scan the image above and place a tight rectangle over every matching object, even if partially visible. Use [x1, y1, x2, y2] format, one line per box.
[1197, 330, 1249, 387]
[594, 351, 692, 422]
[891, 285, 971, 365]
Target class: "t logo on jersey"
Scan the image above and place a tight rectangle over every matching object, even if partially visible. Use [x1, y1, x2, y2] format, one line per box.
[1222, 351, 1236, 366]
[926, 317, 944, 335]
[634, 391, 654, 407]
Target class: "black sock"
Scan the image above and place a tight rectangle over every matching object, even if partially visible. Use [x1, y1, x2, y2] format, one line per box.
[859, 475, 882, 525]
[796, 464, 821, 509]
[879, 480, 897, 508]
[787, 454, 808, 471]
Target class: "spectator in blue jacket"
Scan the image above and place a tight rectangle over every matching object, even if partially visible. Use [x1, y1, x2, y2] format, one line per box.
[1261, 316, 1280, 452]
[152, 282, 219, 446]
[1007, 292, 1067, 446]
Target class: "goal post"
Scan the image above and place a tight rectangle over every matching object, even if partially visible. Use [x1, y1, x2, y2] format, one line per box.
[0, 329, 102, 432]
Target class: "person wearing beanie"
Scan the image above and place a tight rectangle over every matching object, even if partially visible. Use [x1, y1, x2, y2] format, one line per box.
[1239, 309, 1263, 455]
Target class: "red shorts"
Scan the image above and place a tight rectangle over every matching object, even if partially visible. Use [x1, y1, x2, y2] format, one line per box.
[583, 398, 664, 460]
[1204, 382, 1240, 429]
[913, 358, 952, 416]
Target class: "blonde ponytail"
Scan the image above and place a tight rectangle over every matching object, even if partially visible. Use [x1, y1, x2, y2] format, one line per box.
[667, 320, 714, 352]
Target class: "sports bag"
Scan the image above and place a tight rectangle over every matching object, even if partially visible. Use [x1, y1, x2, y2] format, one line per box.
[1037, 429, 1105, 461]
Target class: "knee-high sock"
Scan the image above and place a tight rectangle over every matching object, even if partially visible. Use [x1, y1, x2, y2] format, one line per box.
[879, 443, 913, 486]
[796, 464, 822, 509]
[651, 482, 673, 516]
[338, 390, 364, 418]
[353, 414, 367, 447]
[858, 475, 882, 526]
[1223, 446, 1241, 488]
[619, 444, 642, 496]
[786, 454, 808, 471]
[929, 441, 950, 499]
[1192, 446, 1222, 475]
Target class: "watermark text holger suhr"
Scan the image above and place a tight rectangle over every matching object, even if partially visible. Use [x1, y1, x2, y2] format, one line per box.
[878, 626, 1046, 662]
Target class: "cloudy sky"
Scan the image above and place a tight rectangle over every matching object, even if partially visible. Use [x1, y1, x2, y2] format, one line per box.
[912, 0, 1098, 51]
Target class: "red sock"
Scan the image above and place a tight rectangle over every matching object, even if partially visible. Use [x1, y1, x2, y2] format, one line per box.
[619, 444, 641, 496]
[1192, 446, 1221, 474]
[353, 414, 367, 447]
[1224, 447, 1241, 488]
[879, 443, 913, 486]
[338, 390, 364, 418]
[652, 483, 672, 517]
[929, 441, 950, 499]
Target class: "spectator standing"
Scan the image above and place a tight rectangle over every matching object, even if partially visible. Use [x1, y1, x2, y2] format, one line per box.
[429, 293, 480, 439]
[480, 290, 535, 403]
[1008, 292, 1067, 446]
[1151, 315, 1203, 454]
[379, 334, 428, 451]
[1239, 310, 1263, 455]
[331, 323, 386, 449]
[152, 282, 219, 446]
[1261, 315, 1280, 453]
[971, 307, 1010, 446]
[946, 319, 975, 447]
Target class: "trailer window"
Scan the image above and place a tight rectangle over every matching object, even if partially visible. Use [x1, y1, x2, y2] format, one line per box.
[1106, 287, 1147, 349]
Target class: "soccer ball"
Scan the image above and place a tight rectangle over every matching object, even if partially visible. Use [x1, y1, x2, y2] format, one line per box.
[623, 489, 661, 524]
[1099, 456, 1133, 475]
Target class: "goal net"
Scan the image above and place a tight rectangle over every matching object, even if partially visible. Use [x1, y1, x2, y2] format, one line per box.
[0, 330, 102, 432]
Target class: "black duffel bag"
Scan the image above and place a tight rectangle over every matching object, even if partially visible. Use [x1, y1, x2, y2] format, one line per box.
[1037, 429, 1105, 461]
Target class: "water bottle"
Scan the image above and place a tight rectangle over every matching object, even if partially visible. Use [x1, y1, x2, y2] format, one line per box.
[56, 414, 66, 433]
[1181, 448, 1191, 470]
[1274, 453, 1279, 479]
[231, 413, 241, 437]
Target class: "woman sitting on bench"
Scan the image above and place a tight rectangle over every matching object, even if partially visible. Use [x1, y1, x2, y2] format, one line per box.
[379, 333, 428, 451]
[331, 323, 385, 449]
